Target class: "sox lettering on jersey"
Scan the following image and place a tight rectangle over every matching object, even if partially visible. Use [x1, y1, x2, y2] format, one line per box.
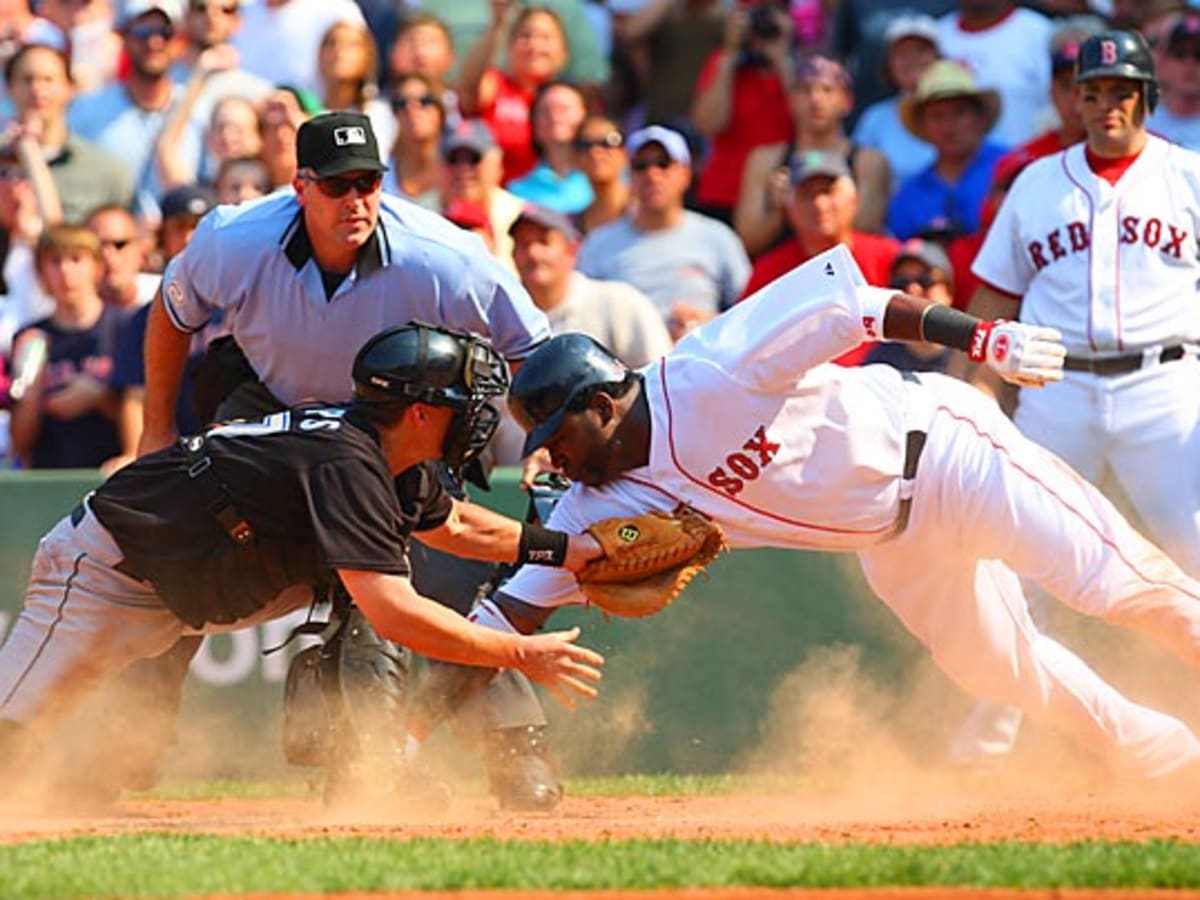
[706, 425, 781, 496]
[1027, 219, 1190, 271]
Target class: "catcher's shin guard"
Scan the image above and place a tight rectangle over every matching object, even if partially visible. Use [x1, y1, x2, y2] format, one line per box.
[485, 724, 563, 812]
[281, 598, 416, 805]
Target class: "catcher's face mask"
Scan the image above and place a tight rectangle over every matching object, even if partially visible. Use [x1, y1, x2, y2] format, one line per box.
[351, 322, 509, 478]
[441, 333, 508, 477]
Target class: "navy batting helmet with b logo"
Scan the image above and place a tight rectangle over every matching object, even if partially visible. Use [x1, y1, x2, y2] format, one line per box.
[1076, 30, 1159, 112]
[508, 333, 632, 458]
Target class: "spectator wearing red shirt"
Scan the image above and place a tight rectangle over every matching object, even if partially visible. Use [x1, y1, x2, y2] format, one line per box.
[740, 150, 898, 365]
[458, 3, 569, 185]
[689, 0, 793, 224]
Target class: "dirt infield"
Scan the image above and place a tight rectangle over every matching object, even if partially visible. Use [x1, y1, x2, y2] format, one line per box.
[3, 777, 1200, 846]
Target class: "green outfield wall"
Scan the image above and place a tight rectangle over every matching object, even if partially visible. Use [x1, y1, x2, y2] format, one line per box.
[0, 468, 928, 780]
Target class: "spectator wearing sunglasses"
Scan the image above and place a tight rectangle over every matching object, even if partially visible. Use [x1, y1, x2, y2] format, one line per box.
[386, 12, 461, 129]
[86, 205, 155, 312]
[103, 185, 218, 473]
[118, 111, 555, 812]
[1148, 13, 1200, 151]
[862, 239, 954, 374]
[68, 0, 199, 222]
[577, 125, 750, 340]
[506, 80, 593, 215]
[437, 118, 524, 271]
[572, 114, 630, 236]
[383, 72, 446, 209]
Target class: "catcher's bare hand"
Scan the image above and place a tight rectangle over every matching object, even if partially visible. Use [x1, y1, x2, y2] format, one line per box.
[969, 320, 1066, 388]
[512, 626, 604, 709]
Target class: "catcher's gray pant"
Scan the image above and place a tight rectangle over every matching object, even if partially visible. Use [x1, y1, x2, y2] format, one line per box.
[0, 502, 310, 733]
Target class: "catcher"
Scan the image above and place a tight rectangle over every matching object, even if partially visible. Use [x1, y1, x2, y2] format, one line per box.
[0, 324, 605, 796]
[413, 246, 1200, 784]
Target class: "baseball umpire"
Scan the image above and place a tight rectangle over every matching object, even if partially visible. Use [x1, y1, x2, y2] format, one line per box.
[109, 111, 562, 809]
[961, 29, 1200, 765]
[0, 323, 604, 795]
[413, 246, 1200, 784]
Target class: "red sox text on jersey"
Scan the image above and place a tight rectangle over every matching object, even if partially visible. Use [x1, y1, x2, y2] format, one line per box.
[1026, 217, 1191, 271]
[706, 425, 781, 496]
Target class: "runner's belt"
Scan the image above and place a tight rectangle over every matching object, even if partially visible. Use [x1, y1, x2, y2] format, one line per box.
[1062, 344, 1186, 376]
[891, 370, 928, 539]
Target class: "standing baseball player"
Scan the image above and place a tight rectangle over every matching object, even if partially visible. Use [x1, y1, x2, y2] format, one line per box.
[113, 111, 564, 809]
[422, 245, 1200, 783]
[0, 323, 604, 794]
[962, 30, 1200, 764]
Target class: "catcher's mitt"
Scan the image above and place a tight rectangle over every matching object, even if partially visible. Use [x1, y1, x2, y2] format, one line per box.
[576, 505, 727, 618]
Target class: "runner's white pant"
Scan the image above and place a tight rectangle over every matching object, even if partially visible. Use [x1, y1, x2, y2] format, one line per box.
[861, 376, 1200, 778]
[0, 504, 310, 732]
[951, 359, 1200, 764]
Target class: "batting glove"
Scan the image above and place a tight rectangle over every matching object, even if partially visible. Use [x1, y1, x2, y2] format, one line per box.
[968, 320, 1066, 387]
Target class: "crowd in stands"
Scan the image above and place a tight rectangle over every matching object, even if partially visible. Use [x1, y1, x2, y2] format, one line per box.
[0, 0, 1197, 470]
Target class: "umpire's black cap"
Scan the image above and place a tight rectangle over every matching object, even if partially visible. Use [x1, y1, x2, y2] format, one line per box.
[296, 111, 387, 178]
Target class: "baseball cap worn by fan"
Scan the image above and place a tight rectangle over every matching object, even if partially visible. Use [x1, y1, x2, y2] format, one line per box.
[161, 184, 215, 220]
[509, 203, 581, 241]
[789, 149, 852, 185]
[119, 0, 182, 26]
[894, 238, 953, 282]
[296, 111, 386, 178]
[626, 125, 691, 166]
[884, 14, 940, 49]
[440, 119, 498, 157]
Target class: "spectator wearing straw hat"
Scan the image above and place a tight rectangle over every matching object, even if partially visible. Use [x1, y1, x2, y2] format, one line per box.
[887, 60, 1007, 242]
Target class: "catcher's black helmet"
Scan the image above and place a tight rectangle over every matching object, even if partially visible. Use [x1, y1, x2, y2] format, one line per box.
[1076, 30, 1158, 112]
[508, 333, 632, 458]
[352, 322, 509, 473]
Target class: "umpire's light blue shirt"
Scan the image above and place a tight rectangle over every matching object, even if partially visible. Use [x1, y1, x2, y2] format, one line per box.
[161, 191, 550, 407]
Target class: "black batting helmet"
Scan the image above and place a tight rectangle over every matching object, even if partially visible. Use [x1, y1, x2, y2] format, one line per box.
[352, 322, 509, 473]
[508, 333, 633, 458]
[1076, 30, 1158, 112]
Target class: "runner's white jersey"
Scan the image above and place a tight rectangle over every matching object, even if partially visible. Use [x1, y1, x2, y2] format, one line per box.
[972, 135, 1200, 354]
[500, 247, 927, 610]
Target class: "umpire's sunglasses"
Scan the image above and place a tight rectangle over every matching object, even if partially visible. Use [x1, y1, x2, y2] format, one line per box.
[303, 171, 383, 198]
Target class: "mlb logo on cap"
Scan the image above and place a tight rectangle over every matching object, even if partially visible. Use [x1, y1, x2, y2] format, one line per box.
[297, 111, 386, 178]
[334, 126, 367, 147]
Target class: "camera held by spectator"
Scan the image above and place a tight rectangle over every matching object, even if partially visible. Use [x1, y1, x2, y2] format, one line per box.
[738, 0, 789, 68]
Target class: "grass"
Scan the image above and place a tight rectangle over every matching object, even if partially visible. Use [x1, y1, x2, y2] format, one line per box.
[3, 836, 1200, 897]
[3, 775, 1199, 898]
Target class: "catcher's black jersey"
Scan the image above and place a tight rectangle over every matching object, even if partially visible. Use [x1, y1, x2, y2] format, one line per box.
[90, 405, 452, 626]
